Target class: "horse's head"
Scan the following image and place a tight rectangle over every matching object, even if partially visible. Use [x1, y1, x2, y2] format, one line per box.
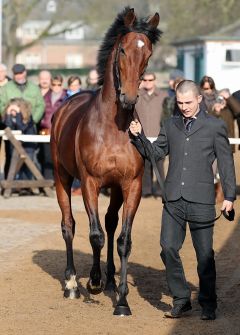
[97, 7, 161, 110]
[116, 9, 160, 109]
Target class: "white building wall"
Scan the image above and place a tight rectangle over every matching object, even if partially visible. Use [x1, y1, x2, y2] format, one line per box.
[205, 41, 240, 93]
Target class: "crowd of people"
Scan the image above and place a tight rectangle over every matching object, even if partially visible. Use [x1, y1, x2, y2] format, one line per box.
[0, 62, 240, 201]
[0, 64, 99, 195]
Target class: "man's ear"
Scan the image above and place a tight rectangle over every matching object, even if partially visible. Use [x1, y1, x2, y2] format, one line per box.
[198, 95, 203, 104]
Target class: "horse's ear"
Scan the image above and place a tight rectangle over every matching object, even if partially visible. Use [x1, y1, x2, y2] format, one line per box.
[124, 8, 136, 27]
[147, 13, 160, 29]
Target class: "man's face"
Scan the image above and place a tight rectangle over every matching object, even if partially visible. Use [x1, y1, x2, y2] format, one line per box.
[39, 71, 51, 89]
[142, 74, 156, 91]
[176, 91, 202, 118]
[14, 71, 27, 85]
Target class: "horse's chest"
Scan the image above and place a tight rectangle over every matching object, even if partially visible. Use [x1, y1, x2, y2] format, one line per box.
[84, 145, 137, 179]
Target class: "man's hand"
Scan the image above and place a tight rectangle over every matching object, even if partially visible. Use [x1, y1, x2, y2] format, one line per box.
[129, 119, 142, 136]
[221, 200, 234, 213]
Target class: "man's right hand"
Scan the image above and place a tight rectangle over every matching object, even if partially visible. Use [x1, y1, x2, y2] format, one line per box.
[129, 119, 142, 136]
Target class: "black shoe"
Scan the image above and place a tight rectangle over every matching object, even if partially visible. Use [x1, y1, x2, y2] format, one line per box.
[201, 308, 216, 320]
[164, 301, 192, 318]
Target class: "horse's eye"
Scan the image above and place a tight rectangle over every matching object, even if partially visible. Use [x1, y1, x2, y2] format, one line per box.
[120, 48, 125, 55]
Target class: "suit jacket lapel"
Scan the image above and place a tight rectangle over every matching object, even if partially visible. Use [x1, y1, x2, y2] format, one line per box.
[173, 110, 207, 136]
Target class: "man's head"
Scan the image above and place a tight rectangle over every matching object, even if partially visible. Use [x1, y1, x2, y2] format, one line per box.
[12, 63, 27, 85]
[176, 80, 202, 118]
[142, 72, 156, 94]
[38, 70, 51, 90]
[0, 63, 7, 82]
[86, 69, 99, 89]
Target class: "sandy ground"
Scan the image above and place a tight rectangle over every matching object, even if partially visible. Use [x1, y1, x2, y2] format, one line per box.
[0, 153, 240, 334]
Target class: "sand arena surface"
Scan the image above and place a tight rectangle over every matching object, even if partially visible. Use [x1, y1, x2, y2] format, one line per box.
[0, 152, 240, 334]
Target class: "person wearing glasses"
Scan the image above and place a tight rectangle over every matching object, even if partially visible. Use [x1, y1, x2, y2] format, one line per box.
[135, 71, 167, 198]
[39, 74, 67, 180]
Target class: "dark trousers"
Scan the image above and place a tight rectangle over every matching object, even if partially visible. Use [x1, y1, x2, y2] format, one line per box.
[142, 159, 164, 196]
[160, 197, 217, 310]
[39, 143, 54, 179]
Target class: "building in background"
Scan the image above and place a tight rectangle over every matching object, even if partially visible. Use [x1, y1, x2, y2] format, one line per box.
[173, 20, 240, 92]
[16, 20, 99, 69]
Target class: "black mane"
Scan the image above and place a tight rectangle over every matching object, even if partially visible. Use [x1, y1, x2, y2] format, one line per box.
[97, 7, 162, 86]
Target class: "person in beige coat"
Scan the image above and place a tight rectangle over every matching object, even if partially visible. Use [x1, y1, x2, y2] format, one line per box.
[135, 71, 167, 197]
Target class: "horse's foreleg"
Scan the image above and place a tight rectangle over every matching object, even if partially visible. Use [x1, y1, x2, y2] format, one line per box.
[114, 179, 142, 316]
[105, 186, 123, 291]
[54, 163, 79, 299]
[82, 178, 105, 294]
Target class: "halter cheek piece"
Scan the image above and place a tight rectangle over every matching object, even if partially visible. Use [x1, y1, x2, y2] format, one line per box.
[114, 40, 147, 104]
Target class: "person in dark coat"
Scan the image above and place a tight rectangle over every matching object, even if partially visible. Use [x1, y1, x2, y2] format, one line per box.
[130, 80, 236, 321]
[3, 98, 37, 181]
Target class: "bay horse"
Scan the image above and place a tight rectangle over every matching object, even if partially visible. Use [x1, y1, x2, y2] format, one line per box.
[51, 7, 161, 316]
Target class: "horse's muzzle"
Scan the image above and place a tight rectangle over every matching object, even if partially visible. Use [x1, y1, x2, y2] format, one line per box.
[119, 93, 138, 109]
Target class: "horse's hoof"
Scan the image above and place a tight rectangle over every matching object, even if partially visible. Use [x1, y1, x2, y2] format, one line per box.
[113, 305, 132, 316]
[87, 279, 104, 295]
[104, 280, 117, 292]
[64, 287, 80, 299]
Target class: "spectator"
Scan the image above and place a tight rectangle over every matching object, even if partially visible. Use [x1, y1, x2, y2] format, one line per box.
[232, 89, 240, 147]
[162, 76, 184, 122]
[135, 71, 167, 197]
[211, 89, 240, 202]
[0, 63, 10, 93]
[167, 69, 184, 97]
[86, 68, 99, 90]
[199, 75, 218, 113]
[0, 64, 44, 125]
[66, 75, 82, 98]
[3, 98, 37, 184]
[65, 75, 82, 195]
[38, 70, 52, 97]
[39, 74, 66, 179]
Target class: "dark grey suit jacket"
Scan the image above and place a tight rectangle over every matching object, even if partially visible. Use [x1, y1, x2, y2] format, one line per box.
[132, 110, 236, 204]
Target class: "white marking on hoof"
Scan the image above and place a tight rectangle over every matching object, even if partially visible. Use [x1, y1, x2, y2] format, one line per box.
[65, 275, 77, 290]
[137, 40, 145, 48]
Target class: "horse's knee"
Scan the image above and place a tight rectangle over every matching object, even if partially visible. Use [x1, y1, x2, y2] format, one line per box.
[117, 233, 132, 258]
[90, 228, 105, 249]
[61, 219, 75, 241]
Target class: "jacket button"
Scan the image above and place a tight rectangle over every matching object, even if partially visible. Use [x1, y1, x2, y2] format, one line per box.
[185, 152, 188, 155]
[181, 182, 185, 185]
[186, 138, 189, 141]
[183, 167, 186, 170]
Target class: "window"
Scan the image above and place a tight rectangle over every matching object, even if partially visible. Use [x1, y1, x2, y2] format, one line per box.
[65, 54, 83, 68]
[226, 49, 240, 62]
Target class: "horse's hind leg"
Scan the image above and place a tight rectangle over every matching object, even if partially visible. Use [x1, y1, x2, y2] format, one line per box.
[114, 178, 142, 316]
[54, 164, 79, 299]
[81, 177, 105, 294]
[105, 186, 123, 291]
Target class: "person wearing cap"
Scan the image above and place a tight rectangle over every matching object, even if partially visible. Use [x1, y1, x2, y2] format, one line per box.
[0, 63, 44, 125]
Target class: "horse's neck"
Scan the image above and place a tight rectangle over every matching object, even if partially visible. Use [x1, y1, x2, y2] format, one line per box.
[99, 46, 133, 130]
